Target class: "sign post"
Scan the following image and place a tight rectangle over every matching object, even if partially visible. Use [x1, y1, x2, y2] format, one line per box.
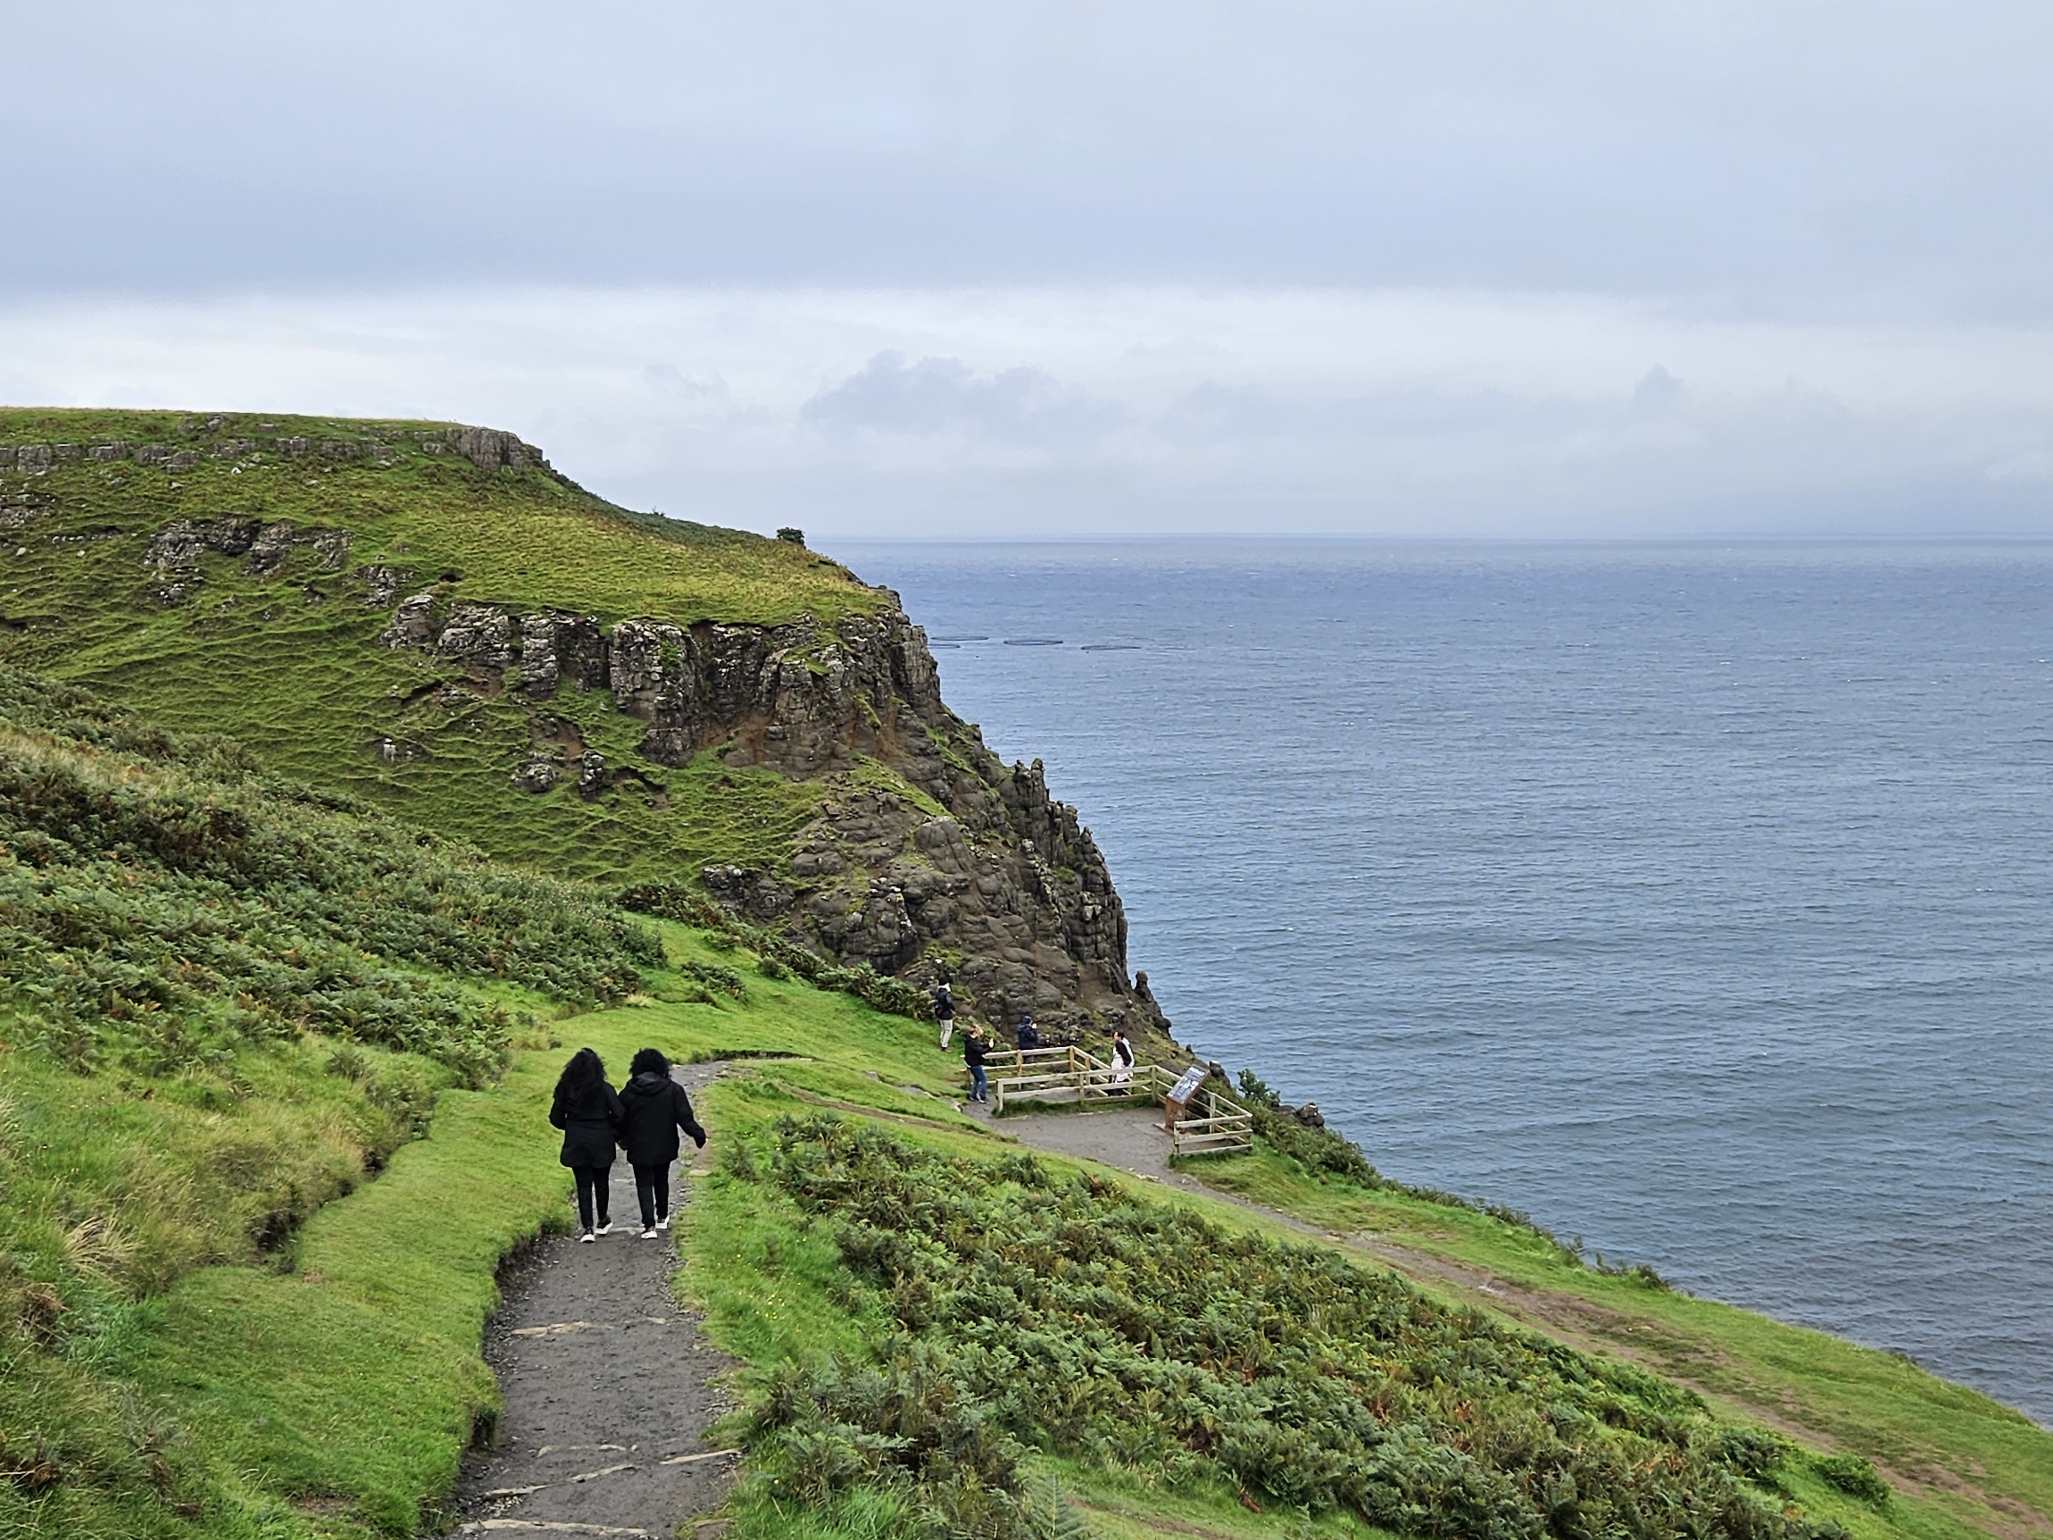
[1163, 1064, 1208, 1132]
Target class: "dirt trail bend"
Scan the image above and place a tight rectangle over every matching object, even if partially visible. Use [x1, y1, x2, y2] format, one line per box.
[453, 1060, 736, 1540]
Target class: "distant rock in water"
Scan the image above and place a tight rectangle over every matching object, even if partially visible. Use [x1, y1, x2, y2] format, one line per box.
[1081, 643, 1141, 651]
[932, 634, 988, 642]
[1004, 637, 1063, 646]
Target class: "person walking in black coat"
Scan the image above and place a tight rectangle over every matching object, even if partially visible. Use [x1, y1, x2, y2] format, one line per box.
[617, 1047, 707, 1240]
[549, 1047, 623, 1242]
[963, 1029, 990, 1104]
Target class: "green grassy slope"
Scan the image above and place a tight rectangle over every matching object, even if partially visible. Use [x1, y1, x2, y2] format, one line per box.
[8, 710, 2045, 1540]
[0, 671, 657, 1537]
[0, 408, 874, 882]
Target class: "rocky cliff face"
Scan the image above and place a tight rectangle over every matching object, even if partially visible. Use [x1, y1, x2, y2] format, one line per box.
[369, 578, 1166, 1041]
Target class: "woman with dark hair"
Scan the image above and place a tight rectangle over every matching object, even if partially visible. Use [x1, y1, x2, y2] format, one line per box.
[616, 1047, 707, 1240]
[549, 1047, 623, 1242]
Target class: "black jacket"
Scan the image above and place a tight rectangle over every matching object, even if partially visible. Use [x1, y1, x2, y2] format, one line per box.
[963, 1036, 989, 1069]
[933, 986, 954, 1021]
[550, 1080, 623, 1168]
[616, 1071, 707, 1166]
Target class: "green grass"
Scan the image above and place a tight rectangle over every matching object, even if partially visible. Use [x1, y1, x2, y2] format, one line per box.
[1176, 1150, 2052, 1540]
[3, 501, 2048, 1540]
[0, 408, 875, 627]
[0, 408, 873, 885]
[14, 908, 2048, 1540]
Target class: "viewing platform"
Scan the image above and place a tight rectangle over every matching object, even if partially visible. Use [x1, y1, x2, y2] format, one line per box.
[980, 1043, 1254, 1157]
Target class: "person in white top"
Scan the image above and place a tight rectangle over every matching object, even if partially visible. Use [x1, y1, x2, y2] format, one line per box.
[1109, 1028, 1135, 1088]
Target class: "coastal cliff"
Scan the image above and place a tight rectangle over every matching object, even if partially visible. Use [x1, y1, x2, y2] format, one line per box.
[0, 409, 1164, 1043]
[372, 579, 1156, 1037]
[4, 407, 2050, 1540]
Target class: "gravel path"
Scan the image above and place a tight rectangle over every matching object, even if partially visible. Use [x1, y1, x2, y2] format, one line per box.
[988, 1103, 1321, 1238]
[451, 1061, 737, 1540]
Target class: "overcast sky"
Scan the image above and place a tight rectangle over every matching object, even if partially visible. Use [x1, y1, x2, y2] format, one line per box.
[6, 2, 2052, 535]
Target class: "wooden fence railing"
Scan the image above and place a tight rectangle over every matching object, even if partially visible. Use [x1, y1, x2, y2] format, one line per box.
[983, 1046, 1253, 1157]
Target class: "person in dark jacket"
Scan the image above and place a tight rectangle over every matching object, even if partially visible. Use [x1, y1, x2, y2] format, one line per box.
[1015, 1014, 1040, 1051]
[933, 979, 956, 1050]
[549, 1047, 622, 1242]
[963, 1028, 990, 1103]
[616, 1047, 707, 1239]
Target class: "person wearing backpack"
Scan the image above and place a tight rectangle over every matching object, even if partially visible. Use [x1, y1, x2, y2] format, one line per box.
[549, 1047, 623, 1242]
[616, 1047, 707, 1240]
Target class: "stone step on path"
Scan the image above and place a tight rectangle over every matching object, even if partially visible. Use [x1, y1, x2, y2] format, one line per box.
[454, 1061, 737, 1540]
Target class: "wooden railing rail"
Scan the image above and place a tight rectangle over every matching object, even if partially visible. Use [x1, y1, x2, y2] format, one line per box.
[980, 1047, 1253, 1155]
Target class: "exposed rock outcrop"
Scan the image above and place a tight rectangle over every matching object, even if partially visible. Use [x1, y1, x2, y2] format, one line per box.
[144, 515, 351, 600]
[373, 585, 1160, 1040]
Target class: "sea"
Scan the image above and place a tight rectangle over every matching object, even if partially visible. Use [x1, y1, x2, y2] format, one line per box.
[837, 538, 2053, 1426]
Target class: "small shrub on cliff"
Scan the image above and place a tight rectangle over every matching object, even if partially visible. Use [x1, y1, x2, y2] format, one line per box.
[1812, 1452, 1891, 1506]
[682, 958, 749, 1000]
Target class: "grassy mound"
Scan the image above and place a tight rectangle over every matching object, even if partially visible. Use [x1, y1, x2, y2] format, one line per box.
[7, 882, 2044, 1537]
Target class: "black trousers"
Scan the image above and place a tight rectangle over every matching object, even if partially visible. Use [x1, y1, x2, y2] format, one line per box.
[571, 1163, 612, 1232]
[632, 1162, 670, 1229]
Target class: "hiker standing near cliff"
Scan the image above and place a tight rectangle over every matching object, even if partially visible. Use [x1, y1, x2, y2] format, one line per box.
[934, 979, 956, 1049]
[964, 1028, 990, 1104]
[549, 1047, 623, 1243]
[615, 1048, 707, 1241]
[1015, 1014, 1040, 1052]
[1109, 1028, 1135, 1088]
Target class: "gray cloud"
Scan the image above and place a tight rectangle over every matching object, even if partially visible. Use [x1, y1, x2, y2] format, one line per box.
[801, 352, 1114, 447]
[7, 6, 2053, 535]
[6, 284, 2046, 537]
[8, 3, 2053, 322]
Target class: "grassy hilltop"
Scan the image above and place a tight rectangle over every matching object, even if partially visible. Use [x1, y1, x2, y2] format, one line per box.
[1, 409, 2048, 1540]
[0, 407, 876, 882]
[0, 408, 1159, 1042]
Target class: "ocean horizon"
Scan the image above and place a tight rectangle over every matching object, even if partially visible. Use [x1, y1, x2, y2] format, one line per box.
[839, 535, 2053, 1427]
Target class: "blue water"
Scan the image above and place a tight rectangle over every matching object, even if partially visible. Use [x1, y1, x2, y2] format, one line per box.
[838, 538, 2053, 1425]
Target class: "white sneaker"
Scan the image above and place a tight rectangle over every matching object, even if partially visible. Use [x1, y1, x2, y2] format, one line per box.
[579, 1232, 595, 1243]
[640, 1227, 658, 1240]
[656, 1214, 672, 1232]
[595, 1221, 613, 1236]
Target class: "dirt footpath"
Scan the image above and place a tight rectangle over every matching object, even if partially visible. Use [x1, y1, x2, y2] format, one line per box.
[992, 1104, 1326, 1238]
[452, 1061, 736, 1540]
